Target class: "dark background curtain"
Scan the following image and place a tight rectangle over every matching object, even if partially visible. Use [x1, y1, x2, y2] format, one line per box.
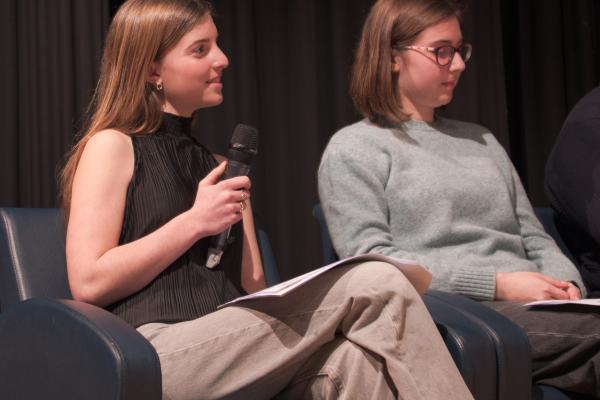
[0, 0, 110, 207]
[1, 0, 598, 280]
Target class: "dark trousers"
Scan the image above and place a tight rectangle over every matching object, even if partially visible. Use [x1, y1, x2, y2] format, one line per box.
[483, 301, 600, 398]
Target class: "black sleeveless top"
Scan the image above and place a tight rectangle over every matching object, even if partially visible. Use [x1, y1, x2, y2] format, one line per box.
[107, 113, 244, 327]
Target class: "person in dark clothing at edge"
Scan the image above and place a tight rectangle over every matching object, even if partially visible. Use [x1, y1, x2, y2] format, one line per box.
[546, 85, 600, 298]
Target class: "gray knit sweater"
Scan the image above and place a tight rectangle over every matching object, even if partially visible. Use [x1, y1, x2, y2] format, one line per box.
[318, 117, 585, 300]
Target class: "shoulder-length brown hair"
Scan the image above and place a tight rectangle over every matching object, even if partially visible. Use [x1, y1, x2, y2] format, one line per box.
[58, 0, 213, 218]
[350, 0, 465, 125]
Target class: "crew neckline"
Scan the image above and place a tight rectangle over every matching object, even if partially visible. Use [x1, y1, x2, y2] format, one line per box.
[380, 114, 446, 131]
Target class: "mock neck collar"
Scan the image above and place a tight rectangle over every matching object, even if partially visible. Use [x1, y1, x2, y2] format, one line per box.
[158, 112, 193, 137]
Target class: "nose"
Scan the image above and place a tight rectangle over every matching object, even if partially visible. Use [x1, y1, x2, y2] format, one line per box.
[449, 51, 466, 72]
[213, 45, 229, 71]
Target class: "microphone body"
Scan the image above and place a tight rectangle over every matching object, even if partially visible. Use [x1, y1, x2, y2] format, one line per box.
[206, 124, 258, 269]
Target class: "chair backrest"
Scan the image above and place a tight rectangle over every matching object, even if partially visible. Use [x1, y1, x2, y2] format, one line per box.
[0, 208, 72, 311]
[533, 207, 577, 265]
[312, 204, 339, 265]
[0, 207, 282, 312]
[255, 226, 281, 286]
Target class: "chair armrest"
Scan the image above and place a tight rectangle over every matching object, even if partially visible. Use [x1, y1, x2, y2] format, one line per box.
[0, 298, 162, 400]
[426, 290, 532, 400]
[423, 294, 497, 399]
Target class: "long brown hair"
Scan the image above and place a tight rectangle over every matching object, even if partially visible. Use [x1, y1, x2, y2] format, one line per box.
[59, 0, 213, 217]
[350, 0, 465, 125]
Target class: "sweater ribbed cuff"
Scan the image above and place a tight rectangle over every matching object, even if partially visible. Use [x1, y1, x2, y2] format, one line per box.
[450, 266, 496, 301]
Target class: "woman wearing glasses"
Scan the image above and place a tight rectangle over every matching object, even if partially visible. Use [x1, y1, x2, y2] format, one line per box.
[319, 0, 600, 396]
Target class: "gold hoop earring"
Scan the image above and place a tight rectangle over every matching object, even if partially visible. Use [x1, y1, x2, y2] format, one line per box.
[156, 82, 163, 91]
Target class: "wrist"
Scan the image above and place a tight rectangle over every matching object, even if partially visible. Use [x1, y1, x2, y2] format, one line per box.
[180, 209, 209, 242]
[495, 272, 508, 300]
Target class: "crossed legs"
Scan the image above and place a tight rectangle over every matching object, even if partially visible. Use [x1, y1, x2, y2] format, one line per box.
[139, 261, 472, 400]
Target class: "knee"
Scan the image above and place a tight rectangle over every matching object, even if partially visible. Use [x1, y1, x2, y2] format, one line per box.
[347, 261, 419, 295]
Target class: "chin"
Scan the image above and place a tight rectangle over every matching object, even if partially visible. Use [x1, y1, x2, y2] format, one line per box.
[197, 96, 224, 109]
[437, 95, 453, 107]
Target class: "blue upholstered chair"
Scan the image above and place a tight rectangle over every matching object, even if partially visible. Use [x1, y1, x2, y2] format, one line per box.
[0, 207, 280, 400]
[312, 204, 579, 400]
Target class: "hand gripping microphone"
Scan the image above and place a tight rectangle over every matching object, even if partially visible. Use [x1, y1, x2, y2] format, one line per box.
[206, 124, 258, 269]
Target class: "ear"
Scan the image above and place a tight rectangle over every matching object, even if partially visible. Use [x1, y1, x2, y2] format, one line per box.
[391, 60, 401, 73]
[147, 61, 161, 85]
[391, 54, 402, 73]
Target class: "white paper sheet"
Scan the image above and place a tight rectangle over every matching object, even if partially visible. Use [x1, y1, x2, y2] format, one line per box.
[219, 253, 431, 308]
[525, 299, 600, 307]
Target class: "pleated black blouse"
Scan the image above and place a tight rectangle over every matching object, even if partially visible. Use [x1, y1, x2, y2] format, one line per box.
[107, 113, 244, 328]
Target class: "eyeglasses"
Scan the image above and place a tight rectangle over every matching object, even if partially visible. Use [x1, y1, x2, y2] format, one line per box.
[393, 43, 472, 66]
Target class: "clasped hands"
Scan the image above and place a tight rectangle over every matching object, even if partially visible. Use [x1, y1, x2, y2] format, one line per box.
[496, 271, 581, 302]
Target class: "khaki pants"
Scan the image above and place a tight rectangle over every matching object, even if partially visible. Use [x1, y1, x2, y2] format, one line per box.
[138, 261, 473, 400]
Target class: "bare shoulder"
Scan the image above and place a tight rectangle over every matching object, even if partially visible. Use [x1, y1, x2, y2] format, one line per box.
[80, 129, 133, 169]
[85, 129, 132, 156]
[75, 129, 134, 188]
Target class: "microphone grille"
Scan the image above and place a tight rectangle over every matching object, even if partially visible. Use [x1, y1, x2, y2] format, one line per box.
[231, 124, 258, 153]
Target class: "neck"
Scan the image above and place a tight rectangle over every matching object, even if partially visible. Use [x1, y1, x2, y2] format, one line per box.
[399, 97, 435, 122]
[410, 110, 435, 122]
[162, 103, 194, 118]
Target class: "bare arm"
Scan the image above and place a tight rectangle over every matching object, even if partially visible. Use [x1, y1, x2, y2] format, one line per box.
[67, 131, 250, 307]
[240, 201, 265, 293]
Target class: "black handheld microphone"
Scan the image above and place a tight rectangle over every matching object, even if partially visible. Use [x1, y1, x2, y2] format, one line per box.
[206, 124, 258, 269]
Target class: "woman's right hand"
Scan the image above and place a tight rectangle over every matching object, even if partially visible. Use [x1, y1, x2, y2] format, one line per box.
[495, 271, 571, 301]
[190, 161, 251, 238]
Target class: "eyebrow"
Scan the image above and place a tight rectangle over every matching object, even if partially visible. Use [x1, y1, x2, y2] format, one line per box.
[185, 34, 219, 50]
[427, 39, 463, 46]
[187, 38, 209, 48]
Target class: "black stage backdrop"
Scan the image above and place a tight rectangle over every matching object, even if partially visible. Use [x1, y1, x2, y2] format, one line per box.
[1, 0, 598, 280]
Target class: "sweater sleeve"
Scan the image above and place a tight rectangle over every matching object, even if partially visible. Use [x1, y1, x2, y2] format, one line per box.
[318, 139, 398, 259]
[488, 136, 587, 296]
[511, 164, 586, 295]
[318, 133, 497, 300]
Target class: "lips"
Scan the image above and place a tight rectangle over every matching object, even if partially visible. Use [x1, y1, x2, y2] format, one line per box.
[207, 76, 221, 84]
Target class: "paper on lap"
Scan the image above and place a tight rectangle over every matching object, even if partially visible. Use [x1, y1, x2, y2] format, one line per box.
[219, 253, 431, 308]
[525, 299, 600, 307]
